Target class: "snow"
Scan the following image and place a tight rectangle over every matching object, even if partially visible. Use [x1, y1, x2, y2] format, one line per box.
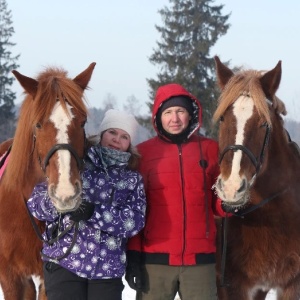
[0, 276, 277, 299]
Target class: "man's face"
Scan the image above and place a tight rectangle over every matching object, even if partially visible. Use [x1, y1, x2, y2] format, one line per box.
[160, 106, 191, 134]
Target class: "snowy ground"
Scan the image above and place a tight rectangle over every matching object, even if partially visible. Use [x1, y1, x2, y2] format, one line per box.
[0, 276, 277, 299]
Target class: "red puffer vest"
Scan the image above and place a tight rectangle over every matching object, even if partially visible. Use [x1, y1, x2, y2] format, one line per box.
[127, 83, 226, 265]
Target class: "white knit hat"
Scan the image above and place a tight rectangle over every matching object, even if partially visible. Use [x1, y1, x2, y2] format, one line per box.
[99, 109, 139, 142]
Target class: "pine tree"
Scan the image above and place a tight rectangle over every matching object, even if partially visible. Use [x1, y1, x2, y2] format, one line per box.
[0, 0, 20, 141]
[147, 0, 230, 136]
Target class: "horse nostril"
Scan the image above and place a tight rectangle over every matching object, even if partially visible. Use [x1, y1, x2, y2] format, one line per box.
[237, 178, 246, 193]
[74, 180, 82, 193]
[217, 178, 223, 189]
[48, 183, 55, 198]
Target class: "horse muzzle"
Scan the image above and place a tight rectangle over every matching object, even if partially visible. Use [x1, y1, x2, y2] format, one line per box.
[215, 175, 250, 206]
[48, 180, 82, 212]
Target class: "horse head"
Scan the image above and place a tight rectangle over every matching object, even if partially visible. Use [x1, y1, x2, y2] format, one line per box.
[213, 56, 285, 209]
[8, 63, 96, 213]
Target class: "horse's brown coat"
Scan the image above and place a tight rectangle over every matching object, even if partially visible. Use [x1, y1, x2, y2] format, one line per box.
[214, 56, 300, 300]
[0, 63, 95, 299]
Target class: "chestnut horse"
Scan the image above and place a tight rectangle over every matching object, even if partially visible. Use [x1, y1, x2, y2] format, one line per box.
[213, 56, 300, 299]
[0, 62, 96, 299]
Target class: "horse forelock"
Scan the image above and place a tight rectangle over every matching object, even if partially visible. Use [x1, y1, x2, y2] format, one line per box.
[213, 70, 272, 125]
[32, 68, 88, 124]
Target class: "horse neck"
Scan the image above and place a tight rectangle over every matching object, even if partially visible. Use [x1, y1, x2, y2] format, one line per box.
[23, 157, 46, 199]
[254, 123, 300, 198]
[268, 122, 300, 166]
[2, 150, 44, 199]
[1, 134, 45, 198]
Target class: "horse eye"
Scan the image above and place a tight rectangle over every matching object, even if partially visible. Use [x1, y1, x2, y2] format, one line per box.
[36, 123, 42, 129]
[81, 120, 87, 128]
[220, 116, 224, 122]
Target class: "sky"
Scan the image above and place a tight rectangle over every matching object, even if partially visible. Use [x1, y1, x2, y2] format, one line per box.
[7, 0, 300, 122]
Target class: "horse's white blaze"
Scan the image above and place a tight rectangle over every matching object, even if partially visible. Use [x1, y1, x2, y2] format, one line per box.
[249, 284, 272, 300]
[220, 95, 254, 202]
[49, 102, 75, 200]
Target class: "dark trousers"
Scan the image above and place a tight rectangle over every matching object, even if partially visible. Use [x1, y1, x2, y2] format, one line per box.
[43, 262, 124, 300]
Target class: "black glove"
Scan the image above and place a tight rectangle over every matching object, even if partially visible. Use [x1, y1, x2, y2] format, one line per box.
[125, 250, 143, 291]
[70, 201, 95, 222]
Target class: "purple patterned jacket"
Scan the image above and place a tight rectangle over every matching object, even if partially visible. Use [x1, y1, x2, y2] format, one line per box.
[27, 145, 146, 279]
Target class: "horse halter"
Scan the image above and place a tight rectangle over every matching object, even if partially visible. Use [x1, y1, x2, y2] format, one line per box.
[218, 122, 271, 183]
[41, 143, 83, 172]
[32, 131, 85, 174]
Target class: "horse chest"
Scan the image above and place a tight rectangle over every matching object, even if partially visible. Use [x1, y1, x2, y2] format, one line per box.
[228, 218, 300, 280]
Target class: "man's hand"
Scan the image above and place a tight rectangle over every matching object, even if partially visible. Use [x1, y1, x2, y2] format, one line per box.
[125, 251, 143, 291]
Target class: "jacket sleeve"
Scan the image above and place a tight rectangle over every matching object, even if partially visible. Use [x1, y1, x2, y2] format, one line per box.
[27, 182, 59, 221]
[127, 230, 143, 252]
[91, 173, 146, 239]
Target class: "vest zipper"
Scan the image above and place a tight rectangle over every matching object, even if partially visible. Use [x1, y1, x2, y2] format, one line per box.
[178, 144, 186, 265]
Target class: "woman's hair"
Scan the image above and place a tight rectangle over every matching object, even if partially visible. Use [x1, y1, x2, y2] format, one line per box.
[86, 134, 141, 171]
[126, 144, 141, 170]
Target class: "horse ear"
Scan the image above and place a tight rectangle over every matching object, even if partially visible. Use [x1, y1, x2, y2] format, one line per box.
[73, 62, 96, 91]
[12, 70, 38, 98]
[259, 61, 282, 100]
[214, 56, 234, 90]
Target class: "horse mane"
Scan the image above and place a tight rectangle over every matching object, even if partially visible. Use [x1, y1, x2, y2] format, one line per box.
[273, 95, 287, 116]
[213, 69, 287, 124]
[2, 67, 88, 190]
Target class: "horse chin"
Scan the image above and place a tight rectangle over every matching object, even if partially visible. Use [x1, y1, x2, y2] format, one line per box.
[51, 196, 82, 213]
[221, 192, 250, 213]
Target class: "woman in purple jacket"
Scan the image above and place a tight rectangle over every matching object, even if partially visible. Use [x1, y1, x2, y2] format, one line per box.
[27, 109, 146, 300]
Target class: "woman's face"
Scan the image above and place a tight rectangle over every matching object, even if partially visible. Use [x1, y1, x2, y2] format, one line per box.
[100, 128, 131, 152]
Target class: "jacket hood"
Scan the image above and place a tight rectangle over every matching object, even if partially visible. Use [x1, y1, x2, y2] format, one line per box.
[152, 83, 202, 139]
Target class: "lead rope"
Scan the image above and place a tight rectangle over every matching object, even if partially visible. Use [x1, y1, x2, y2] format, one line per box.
[24, 197, 79, 261]
[40, 222, 79, 261]
[219, 188, 287, 286]
[220, 215, 229, 287]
